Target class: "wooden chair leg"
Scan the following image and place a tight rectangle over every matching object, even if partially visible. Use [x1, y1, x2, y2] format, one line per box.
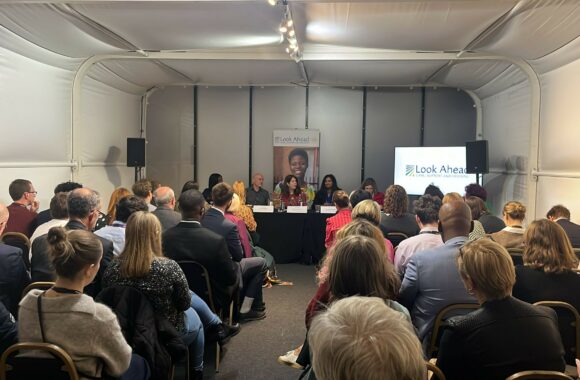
[215, 343, 221, 373]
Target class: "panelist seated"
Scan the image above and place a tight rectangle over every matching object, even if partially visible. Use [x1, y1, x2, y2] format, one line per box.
[437, 239, 566, 380]
[280, 175, 307, 207]
[312, 174, 340, 209]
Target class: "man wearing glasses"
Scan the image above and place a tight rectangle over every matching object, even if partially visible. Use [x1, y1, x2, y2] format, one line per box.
[5, 179, 40, 238]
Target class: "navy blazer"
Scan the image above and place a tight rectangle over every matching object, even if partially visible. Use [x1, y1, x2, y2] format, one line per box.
[0, 243, 30, 316]
[201, 208, 244, 262]
[556, 218, 580, 248]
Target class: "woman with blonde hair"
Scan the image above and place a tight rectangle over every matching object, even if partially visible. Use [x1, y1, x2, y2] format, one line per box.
[105, 187, 131, 225]
[353, 199, 395, 262]
[437, 239, 565, 379]
[489, 201, 526, 248]
[225, 194, 253, 258]
[231, 180, 257, 233]
[103, 211, 229, 378]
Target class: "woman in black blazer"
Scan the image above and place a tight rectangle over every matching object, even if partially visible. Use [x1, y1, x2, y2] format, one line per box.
[437, 239, 566, 380]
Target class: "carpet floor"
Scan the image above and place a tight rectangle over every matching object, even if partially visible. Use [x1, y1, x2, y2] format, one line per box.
[200, 263, 318, 380]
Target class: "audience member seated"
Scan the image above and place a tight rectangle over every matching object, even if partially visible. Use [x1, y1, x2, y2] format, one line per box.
[348, 189, 371, 208]
[443, 192, 485, 241]
[152, 186, 181, 231]
[361, 177, 384, 208]
[232, 180, 258, 234]
[31, 188, 114, 297]
[163, 190, 240, 313]
[132, 179, 156, 212]
[437, 239, 566, 380]
[104, 187, 131, 225]
[547, 204, 580, 248]
[202, 173, 223, 204]
[103, 211, 224, 378]
[5, 179, 39, 238]
[0, 301, 17, 357]
[181, 180, 199, 193]
[19, 227, 135, 379]
[95, 195, 147, 255]
[245, 173, 270, 206]
[309, 297, 425, 380]
[380, 184, 420, 237]
[312, 174, 340, 210]
[464, 182, 487, 202]
[280, 174, 307, 207]
[225, 194, 253, 258]
[512, 219, 580, 313]
[0, 203, 30, 317]
[424, 184, 444, 200]
[352, 200, 395, 262]
[399, 201, 476, 347]
[475, 196, 505, 234]
[202, 183, 268, 322]
[488, 201, 526, 248]
[324, 190, 351, 249]
[36, 181, 82, 226]
[30, 192, 69, 246]
[395, 195, 443, 277]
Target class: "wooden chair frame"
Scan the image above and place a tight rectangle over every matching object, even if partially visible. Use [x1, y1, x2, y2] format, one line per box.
[426, 361, 446, 380]
[427, 303, 480, 358]
[0, 342, 79, 380]
[505, 370, 573, 379]
[1, 232, 31, 269]
[533, 301, 580, 365]
[21, 282, 55, 299]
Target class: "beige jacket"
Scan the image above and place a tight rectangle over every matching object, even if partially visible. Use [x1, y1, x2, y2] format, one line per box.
[18, 289, 132, 379]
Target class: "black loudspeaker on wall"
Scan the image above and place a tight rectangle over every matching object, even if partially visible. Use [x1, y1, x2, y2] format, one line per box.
[127, 138, 146, 167]
[466, 140, 489, 174]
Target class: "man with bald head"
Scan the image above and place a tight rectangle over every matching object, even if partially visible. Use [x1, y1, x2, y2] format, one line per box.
[152, 186, 181, 231]
[399, 201, 476, 348]
[0, 203, 31, 316]
[246, 173, 270, 206]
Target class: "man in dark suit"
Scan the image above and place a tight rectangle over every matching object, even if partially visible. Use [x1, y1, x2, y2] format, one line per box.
[202, 183, 267, 322]
[152, 186, 181, 232]
[547, 205, 580, 248]
[31, 188, 114, 296]
[0, 203, 30, 317]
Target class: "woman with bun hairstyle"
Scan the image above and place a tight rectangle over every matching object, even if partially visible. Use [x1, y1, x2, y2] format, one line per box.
[18, 227, 134, 379]
[489, 201, 526, 248]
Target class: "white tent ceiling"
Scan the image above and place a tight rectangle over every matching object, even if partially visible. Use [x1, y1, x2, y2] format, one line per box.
[1, 0, 580, 97]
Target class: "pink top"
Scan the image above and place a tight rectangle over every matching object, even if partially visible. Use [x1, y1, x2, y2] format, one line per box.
[225, 213, 253, 258]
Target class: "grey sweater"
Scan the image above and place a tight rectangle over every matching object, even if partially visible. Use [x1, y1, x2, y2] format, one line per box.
[19, 289, 131, 379]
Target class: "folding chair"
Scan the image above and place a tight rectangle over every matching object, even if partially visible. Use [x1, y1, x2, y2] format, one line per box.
[507, 248, 524, 266]
[0, 232, 31, 270]
[427, 303, 480, 358]
[505, 370, 573, 380]
[534, 301, 579, 366]
[386, 232, 409, 248]
[21, 282, 55, 299]
[177, 260, 235, 373]
[0, 342, 79, 380]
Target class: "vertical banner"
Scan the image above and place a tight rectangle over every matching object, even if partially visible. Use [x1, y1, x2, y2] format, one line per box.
[273, 129, 320, 203]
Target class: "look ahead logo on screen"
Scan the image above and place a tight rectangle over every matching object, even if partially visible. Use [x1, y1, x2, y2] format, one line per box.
[405, 164, 469, 177]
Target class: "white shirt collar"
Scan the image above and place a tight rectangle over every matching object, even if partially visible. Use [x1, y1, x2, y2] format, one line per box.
[181, 220, 201, 224]
[211, 206, 225, 216]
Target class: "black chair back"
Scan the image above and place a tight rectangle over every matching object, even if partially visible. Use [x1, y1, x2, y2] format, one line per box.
[386, 232, 409, 248]
[507, 248, 524, 266]
[0, 342, 80, 380]
[177, 261, 217, 312]
[0, 233, 31, 270]
[428, 303, 480, 358]
[534, 301, 580, 366]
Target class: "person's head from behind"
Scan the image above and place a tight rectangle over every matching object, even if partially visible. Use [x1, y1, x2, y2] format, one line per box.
[208, 173, 223, 190]
[212, 182, 234, 209]
[251, 173, 264, 189]
[53, 181, 82, 195]
[288, 149, 308, 181]
[232, 181, 247, 204]
[106, 187, 131, 223]
[309, 296, 425, 380]
[115, 196, 148, 223]
[50, 192, 69, 220]
[383, 184, 409, 217]
[282, 174, 300, 196]
[181, 180, 199, 194]
[9, 179, 36, 205]
[120, 211, 162, 278]
[442, 192, 463, 204]
[546, 204, 571, 221]
[523, 219, 578, 273]
[153, 186, 176, 209]
[0, 203, 9, 235]
[228, 193, 241, 213]
[457, 239, 515, 303]
[68, 188, 101, 230]
[320, 174, 338, 192]
[132, 179, 153, 203]
[329, 235, 399, 301]
[424, 184, 444, 200]
[349, 189, 372, 209]
[352, 199, 381, 226]
[413, 194, 441, 227]
[502, 201, 526, 224]
[464, 196, 484, 220]
[178, 190, 206, 220]
[464, 183, 487, 201]
[332, 190, 350, 211]
[361, 177, 377, 195]
[47, 227, 102, 287]
[438, 200, 472, 242]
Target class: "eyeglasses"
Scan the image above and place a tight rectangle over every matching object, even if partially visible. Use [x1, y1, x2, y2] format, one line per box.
[26, 191, 38, 195]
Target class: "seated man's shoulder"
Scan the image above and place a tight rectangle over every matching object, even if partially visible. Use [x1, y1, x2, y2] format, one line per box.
[0, 243, 22, 256]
